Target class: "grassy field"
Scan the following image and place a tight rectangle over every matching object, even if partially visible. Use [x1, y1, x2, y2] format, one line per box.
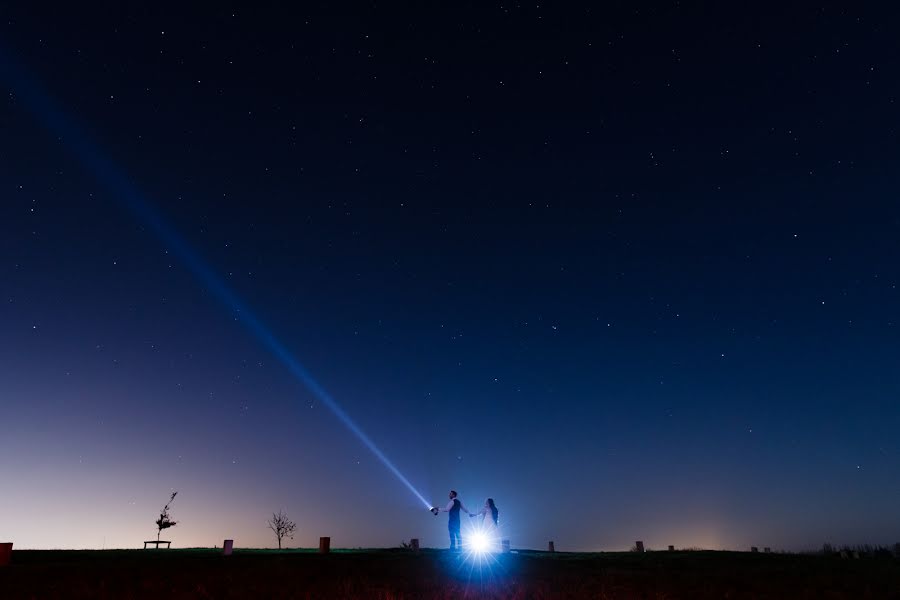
[1, 548, 898, 599]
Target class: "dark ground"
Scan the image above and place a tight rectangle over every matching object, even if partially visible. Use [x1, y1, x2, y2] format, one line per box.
[1, 548, 898, 599]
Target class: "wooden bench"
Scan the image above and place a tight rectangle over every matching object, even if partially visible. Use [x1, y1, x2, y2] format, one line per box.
[143, 541, 172, 549]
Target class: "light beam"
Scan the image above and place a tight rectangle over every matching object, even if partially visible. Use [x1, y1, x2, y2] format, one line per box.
[0, 49, 433, 510]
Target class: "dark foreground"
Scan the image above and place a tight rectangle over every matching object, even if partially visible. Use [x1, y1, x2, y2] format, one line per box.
[1, 548, 899, 599]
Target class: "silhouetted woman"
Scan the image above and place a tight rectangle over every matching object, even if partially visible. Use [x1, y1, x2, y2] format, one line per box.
[471, 498, 500, 551]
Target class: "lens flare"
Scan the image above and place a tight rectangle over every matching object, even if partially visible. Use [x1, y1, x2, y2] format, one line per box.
[467, 531, 491, 554]
[0, 49, 433, 511]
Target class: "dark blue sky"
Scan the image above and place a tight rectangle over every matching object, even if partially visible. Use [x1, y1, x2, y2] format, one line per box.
[1, 2, 899, 550]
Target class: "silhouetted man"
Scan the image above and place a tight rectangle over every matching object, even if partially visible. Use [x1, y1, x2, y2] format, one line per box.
[437, 490, 471, 551]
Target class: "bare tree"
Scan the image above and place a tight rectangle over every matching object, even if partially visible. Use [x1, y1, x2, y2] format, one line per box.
[267, 509, 297, 550]
[155, 491, 178, 542]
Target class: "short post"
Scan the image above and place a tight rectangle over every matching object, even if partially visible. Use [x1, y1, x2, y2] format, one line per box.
[548, 541, 555, 553]
[223, 539, 233, 556]
[502, 539, 510, 553]
[319, 536, 331, 554]
[0, 543, 12, 566]
[410, 538, 419, 552]
[668, 545, 675, 552]
[751, 546, 758, 553]
[635, 541, 644, 553]
[764, 547, 771, 553]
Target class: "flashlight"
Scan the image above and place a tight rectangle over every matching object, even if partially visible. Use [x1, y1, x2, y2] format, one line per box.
[430, 507, 439, 516]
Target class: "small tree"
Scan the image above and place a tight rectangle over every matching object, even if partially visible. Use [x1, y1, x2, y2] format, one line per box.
[155, 491, 178, 542]
[267, 509, 297, 550]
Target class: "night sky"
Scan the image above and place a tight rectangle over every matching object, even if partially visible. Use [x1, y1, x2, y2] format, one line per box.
[2, 3, 900, 551]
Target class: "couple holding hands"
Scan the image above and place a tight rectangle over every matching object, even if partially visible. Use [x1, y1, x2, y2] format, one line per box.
[432, 490, 499, 551]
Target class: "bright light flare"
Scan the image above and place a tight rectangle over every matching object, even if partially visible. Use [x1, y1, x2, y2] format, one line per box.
[467, 531, 491, 555]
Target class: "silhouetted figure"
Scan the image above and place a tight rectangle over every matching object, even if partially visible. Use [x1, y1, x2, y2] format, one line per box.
[437, 490, 471, 551]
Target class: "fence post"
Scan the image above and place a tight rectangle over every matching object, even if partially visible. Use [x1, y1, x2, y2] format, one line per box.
[319, 537, 331, 553]
[635, 541, 644, 553]
[223, 539, 233, 556]
[0, 543, 12, 566]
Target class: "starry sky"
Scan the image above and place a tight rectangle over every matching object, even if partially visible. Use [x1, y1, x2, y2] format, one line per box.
[2, 3, 899, 551]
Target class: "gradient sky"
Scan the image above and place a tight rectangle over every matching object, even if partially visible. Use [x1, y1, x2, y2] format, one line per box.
[2, 3, 900, 551]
